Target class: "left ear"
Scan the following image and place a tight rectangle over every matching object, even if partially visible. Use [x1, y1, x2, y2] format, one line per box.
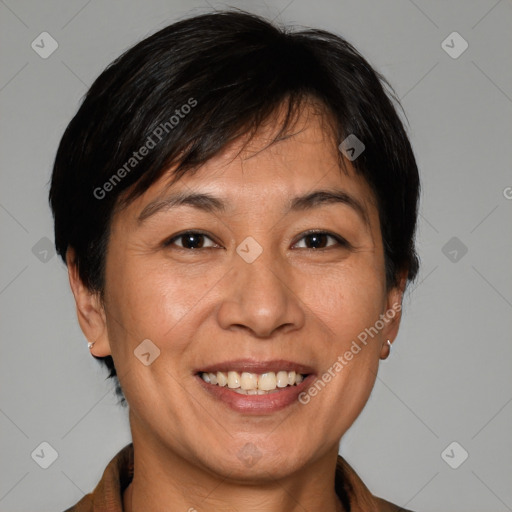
[379, 271, 407, 359]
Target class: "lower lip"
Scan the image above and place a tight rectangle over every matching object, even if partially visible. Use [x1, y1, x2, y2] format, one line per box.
[195, 374, 316, 414]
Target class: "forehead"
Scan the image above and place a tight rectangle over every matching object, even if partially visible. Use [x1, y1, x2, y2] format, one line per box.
[116, 102, 378, 225]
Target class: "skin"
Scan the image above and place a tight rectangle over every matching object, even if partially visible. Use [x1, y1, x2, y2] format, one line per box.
[67, 101, 406, 512]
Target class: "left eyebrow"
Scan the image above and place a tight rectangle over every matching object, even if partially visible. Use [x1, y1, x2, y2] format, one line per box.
[137, 188, 369, 227]
[288, 189, 369, 227]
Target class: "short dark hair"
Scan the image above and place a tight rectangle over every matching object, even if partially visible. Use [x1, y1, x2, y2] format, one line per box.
[49, 9, 420, 406]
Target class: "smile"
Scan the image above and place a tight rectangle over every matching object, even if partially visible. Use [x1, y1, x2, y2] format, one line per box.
[194, 359, 316, 414]
[200, 370, 306, 394]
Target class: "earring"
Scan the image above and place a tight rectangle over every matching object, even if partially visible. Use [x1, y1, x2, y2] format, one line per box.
[380, 339, 392, 360]
[88, 341, 95, 349]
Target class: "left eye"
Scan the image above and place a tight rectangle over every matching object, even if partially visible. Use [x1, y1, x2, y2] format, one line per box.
[293, 232, 348, 250]
[163, 230, 348, 251]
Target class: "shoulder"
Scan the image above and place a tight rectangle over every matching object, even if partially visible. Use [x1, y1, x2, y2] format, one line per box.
[62, 443, 133, 512]
[62, 495, 93, 512]
[335, 455, 416, 512]
[374, 496, 415, 512]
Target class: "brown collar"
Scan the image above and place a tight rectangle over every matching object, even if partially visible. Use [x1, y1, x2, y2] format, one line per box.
[64, 443, 412, 512]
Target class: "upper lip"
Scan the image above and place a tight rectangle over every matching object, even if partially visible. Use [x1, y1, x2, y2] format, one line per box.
[195, 359, 315, 375]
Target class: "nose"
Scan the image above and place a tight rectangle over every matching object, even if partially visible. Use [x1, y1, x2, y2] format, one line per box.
[216, 248, 306, 338]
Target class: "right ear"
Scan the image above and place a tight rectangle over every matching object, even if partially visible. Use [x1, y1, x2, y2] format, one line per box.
[66, 247, 112, 357]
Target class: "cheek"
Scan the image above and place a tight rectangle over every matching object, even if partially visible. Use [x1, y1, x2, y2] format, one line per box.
[303, 261, 386, 343]
[301, 258, 385, 422]
[104, 254, 220, 360]
[300, 269, 384, 434]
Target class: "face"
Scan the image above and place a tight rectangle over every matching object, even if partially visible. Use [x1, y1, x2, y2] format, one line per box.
[72, 102, 404, 481]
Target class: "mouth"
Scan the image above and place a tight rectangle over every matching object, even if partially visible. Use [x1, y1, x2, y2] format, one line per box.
[198, 370, 307, 394]
[194, 359, 316, 414]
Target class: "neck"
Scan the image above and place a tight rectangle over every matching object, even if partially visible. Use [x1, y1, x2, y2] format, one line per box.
[123, 473, 344, 512]
[123, 425, 345, 512]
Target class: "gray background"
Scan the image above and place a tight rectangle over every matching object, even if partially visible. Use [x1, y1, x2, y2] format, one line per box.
[1, 0, 511, 511]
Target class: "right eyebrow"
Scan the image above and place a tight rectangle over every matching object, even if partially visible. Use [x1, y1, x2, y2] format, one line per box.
[136, 187, 369, 228]
[137, 192, 226, 224]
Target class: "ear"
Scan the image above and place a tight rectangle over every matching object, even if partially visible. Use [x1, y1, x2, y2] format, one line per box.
[379, 270, 407, 359]
[66, 247, 112, 357]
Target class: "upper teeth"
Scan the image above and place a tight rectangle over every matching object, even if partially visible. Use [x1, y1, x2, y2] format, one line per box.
[200, 370, 304, 392]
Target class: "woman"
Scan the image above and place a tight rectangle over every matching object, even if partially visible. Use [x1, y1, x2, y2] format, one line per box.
[50, 10, 419, 512]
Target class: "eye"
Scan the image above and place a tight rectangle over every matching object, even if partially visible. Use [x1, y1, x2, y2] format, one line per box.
[293, 230, 349, 250]
[163, 231, 219, 250]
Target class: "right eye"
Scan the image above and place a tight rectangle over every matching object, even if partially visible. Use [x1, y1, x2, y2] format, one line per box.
[163, 231, 220, 250]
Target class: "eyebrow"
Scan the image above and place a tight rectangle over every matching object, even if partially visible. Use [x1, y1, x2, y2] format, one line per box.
[137, 188, 369, 227]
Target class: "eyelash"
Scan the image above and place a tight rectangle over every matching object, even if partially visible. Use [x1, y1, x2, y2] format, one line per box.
[163, 230, 350, 251]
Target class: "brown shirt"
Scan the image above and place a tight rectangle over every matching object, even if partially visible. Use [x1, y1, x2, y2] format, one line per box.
[63, 443, 412, 512]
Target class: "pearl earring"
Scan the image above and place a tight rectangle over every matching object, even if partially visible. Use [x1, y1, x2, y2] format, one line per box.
[381, 339, 392, 360]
